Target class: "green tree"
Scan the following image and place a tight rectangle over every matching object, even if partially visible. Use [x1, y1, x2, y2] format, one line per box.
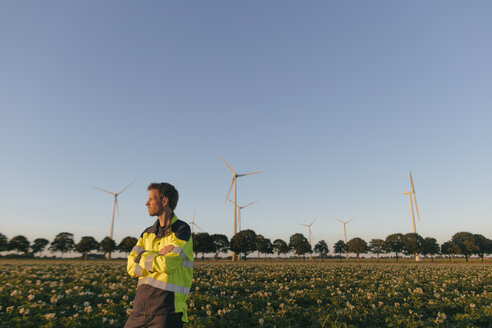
[333, 240, 347, 261]
[473, 234, 491, 262]
[272, 239, 289, 259]
[9, 235, 30, 254]
[369, 239, 387, 261]
[385, 233, 405, 262]
[256, 235, 273, 260]
[347, 237, 368, 263]
[314, 240, 329, 261]
[75, 236, 99, 260]
[452, 232, 478, 261]
[441, 241, 461, 262]
[118, 236, 138, 254]
[421, 237, 440, 262]
[49, 232, 75, 256]
[230, 229, 257, 260]
[193, 232, 215, 260]
[31, 238, 49, 256]
[402, 233, 424, 260]
[211, 234, 229, 260]
[0, 233, 9, 252]
[100, 237, 117, 259]
[289, 233, 312, 260]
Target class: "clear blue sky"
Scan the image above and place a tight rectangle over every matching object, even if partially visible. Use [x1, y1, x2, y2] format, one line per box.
[1, 1, 491, 248]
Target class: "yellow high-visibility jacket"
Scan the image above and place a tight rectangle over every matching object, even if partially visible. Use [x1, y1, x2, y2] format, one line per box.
[127, 214, 193, 322]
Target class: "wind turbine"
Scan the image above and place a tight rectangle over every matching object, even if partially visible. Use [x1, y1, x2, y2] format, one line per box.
[228, 199, 258, 232]
[336, 218, 353, 260]
[188, 208, 204, 234]
[298, 217, 317, 260]
[403, 171, 421, 261]
[95, 181, 134, 259]
[218, 154, 263, 261]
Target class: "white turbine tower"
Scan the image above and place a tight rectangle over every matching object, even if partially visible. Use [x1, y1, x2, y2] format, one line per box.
[95, 181, 134, 259]
[218, 154, 263, 261]
[298, 217, 317, 260]
[336, 218, 353, 260]
[228, 199, 258, 232]
[403, 171, 421, 261]
[188, 209, 204, 234]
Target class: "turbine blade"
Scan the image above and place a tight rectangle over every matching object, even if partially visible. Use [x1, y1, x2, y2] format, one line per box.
[336, 218, 344, 224]
[413, 193, 421, 222]
[95, 187, 116, 195]
[347, 218, 353, 224]
[238, 170, 264, 177]
[118, 181, 135, 194]
[217, 154, 236, 175]
[310, 217, 318, 225]
[242, 200, 257, 208]
[225, 178, 235, 203]
[409, 171, 415, 193]
[194, 223, 204, 231]
[228, 198, 239, 207]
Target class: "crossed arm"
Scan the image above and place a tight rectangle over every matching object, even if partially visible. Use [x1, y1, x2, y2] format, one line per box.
[127, 237, 188, 278]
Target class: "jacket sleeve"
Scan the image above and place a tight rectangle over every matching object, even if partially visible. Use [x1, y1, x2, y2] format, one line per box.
[126, 237, 152, 278]
[138, 224, 192, 274]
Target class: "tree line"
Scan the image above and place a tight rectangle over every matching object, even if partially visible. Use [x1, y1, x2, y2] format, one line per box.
[193, 230, 492, 262]
[1, 231, 491, 262]
[0, 232, 137, 260]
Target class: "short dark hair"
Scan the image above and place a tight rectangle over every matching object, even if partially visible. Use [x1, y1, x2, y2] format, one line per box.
[148, 182, 179, 211]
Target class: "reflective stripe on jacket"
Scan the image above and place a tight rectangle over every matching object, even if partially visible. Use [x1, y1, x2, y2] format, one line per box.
[127, 215, 193, 322]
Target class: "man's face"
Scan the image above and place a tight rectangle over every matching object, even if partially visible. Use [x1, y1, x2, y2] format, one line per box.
[146, 189, 165, 217]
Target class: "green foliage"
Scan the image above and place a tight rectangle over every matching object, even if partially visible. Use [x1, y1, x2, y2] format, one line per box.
[193, 232, 215, 260]
[385, 233, 405, 261]
[314, 240, 329, 260]
[0, 233, 8, 252]
[402, 233, 424, 256]
[118, 236, 138, 254]
[333, 240, 347, 258]
[256, 235, 273, 259]
[347, 237, 368, 261]
[421, 237, 440, 261]
[75, 237, 99, 260]
[272, 239, 289, 258]
[50, 232, 75, 255]
[289, 233, 312, 258]
[31, 238, 49, 256]
[452, 232, 478, 261]
[211, 234, 229, 259]
[369, 239, 387, 259]
[99, 237, 117, 257]
[230, 229, 257, 260]
[9, 235, 30, 254]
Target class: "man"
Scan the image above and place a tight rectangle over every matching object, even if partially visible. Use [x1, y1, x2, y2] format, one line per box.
[125, 183, 194, 328]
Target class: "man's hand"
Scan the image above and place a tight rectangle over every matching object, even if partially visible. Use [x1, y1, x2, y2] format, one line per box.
[159, 245, 174, 256]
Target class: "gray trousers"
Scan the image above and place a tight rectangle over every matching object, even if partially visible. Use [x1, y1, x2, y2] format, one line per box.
[124, 312, 183, 328]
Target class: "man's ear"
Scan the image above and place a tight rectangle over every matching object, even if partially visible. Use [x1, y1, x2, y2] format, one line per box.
[161, 197, 169, 207]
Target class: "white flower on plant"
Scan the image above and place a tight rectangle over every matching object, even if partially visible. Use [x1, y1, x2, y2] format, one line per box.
[44, 313, 56, 320]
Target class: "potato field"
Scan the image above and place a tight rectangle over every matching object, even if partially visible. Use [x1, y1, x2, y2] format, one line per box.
[1, 260, 491, 327]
